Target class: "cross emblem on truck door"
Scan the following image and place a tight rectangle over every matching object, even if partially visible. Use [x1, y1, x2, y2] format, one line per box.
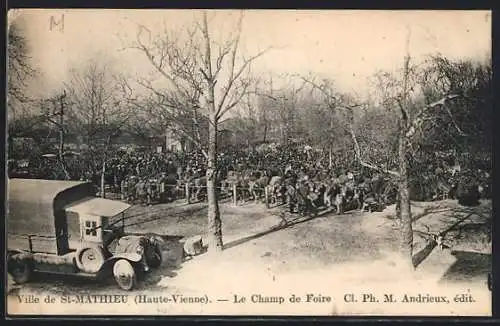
[85, 221, 97, 236]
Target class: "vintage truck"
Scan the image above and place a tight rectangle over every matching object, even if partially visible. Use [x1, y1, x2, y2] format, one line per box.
[7, 179, 163, 290]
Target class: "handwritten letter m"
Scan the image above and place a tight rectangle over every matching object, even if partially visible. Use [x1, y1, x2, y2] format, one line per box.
[50, 14, 64, 32]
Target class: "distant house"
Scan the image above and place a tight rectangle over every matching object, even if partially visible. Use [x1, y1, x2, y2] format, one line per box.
[164, 130, 184, 152]
[123, 117, 234, 153]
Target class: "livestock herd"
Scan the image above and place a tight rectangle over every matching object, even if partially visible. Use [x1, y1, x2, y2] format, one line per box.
[9, 142, 489, 216]
[118, 164, 410, 217]
[113, 147, 488, 217]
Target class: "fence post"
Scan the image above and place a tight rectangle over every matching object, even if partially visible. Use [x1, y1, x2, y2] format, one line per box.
[233, 183, 237, 206]
[28, 235, 33, 253]
[185, 183, 191, 204]
[265, 186, 270, 209]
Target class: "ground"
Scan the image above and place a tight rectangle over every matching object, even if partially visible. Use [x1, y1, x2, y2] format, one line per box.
[7, 197, 492, 316]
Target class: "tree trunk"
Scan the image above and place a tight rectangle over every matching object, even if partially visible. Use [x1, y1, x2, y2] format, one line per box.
[201, 11, 223, 253]
[329, 146, 333, 169]
[57, 93, 70, 180]
[58, 126, 70, 180]
[397, 29, 414, 270]
[206, 116, 223, 253]
[101, 160, 106, 198]
[180, 138, 186, 153]
[101, 136, 111, 199]
[398, 131, 413, 269]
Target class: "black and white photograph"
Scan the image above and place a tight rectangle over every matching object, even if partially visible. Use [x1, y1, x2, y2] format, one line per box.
[6, 9, 492, 316]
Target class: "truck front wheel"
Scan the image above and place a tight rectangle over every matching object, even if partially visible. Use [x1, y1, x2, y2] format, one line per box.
[113, 259, 137, 291]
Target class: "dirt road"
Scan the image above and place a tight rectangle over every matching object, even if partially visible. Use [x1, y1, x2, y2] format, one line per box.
[7, 199, 492, 316]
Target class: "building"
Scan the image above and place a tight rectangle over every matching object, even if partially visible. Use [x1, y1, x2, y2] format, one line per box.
[164, 130, 184, 152]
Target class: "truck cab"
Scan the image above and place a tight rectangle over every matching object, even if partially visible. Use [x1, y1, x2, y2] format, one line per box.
[7, 179, 163, 291]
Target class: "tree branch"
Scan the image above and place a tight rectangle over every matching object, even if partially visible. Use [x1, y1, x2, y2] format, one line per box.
[405, 94, 460, 139]
[216, 46, 273, 118]
[297, 75, 339, 107]
[349, 124, 400, 177]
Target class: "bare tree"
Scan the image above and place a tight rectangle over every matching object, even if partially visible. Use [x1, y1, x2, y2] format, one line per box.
[127, 11, 271, 253]
[64, 56, 133, 195]
[7, 16, 36, 120]
[254, 75, 307, 145]
[7, 15, 38, 156]
[418, 55, 492, 154]
[358, 31, 461, 268]
[254, 76, 277, 144]
[299, 57, 460, 269]
[396, 33, 414, 267]
[40, 91, 71, 180]
[227, 91, 259, 150]
[297, 75, 367, 169]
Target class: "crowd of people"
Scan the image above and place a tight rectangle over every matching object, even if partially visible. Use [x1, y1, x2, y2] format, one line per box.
[8, 142, 491, 213]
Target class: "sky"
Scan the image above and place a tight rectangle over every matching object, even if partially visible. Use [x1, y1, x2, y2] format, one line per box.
[10, 9, 492, 99]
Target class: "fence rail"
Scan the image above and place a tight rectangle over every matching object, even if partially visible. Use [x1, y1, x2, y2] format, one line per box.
[103, 182, 273, 208]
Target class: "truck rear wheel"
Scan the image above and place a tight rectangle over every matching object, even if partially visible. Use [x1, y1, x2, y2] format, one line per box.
[76, 246, 106, 274]
[113, 259, 137, 291]
[8, 257, 32, 284]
